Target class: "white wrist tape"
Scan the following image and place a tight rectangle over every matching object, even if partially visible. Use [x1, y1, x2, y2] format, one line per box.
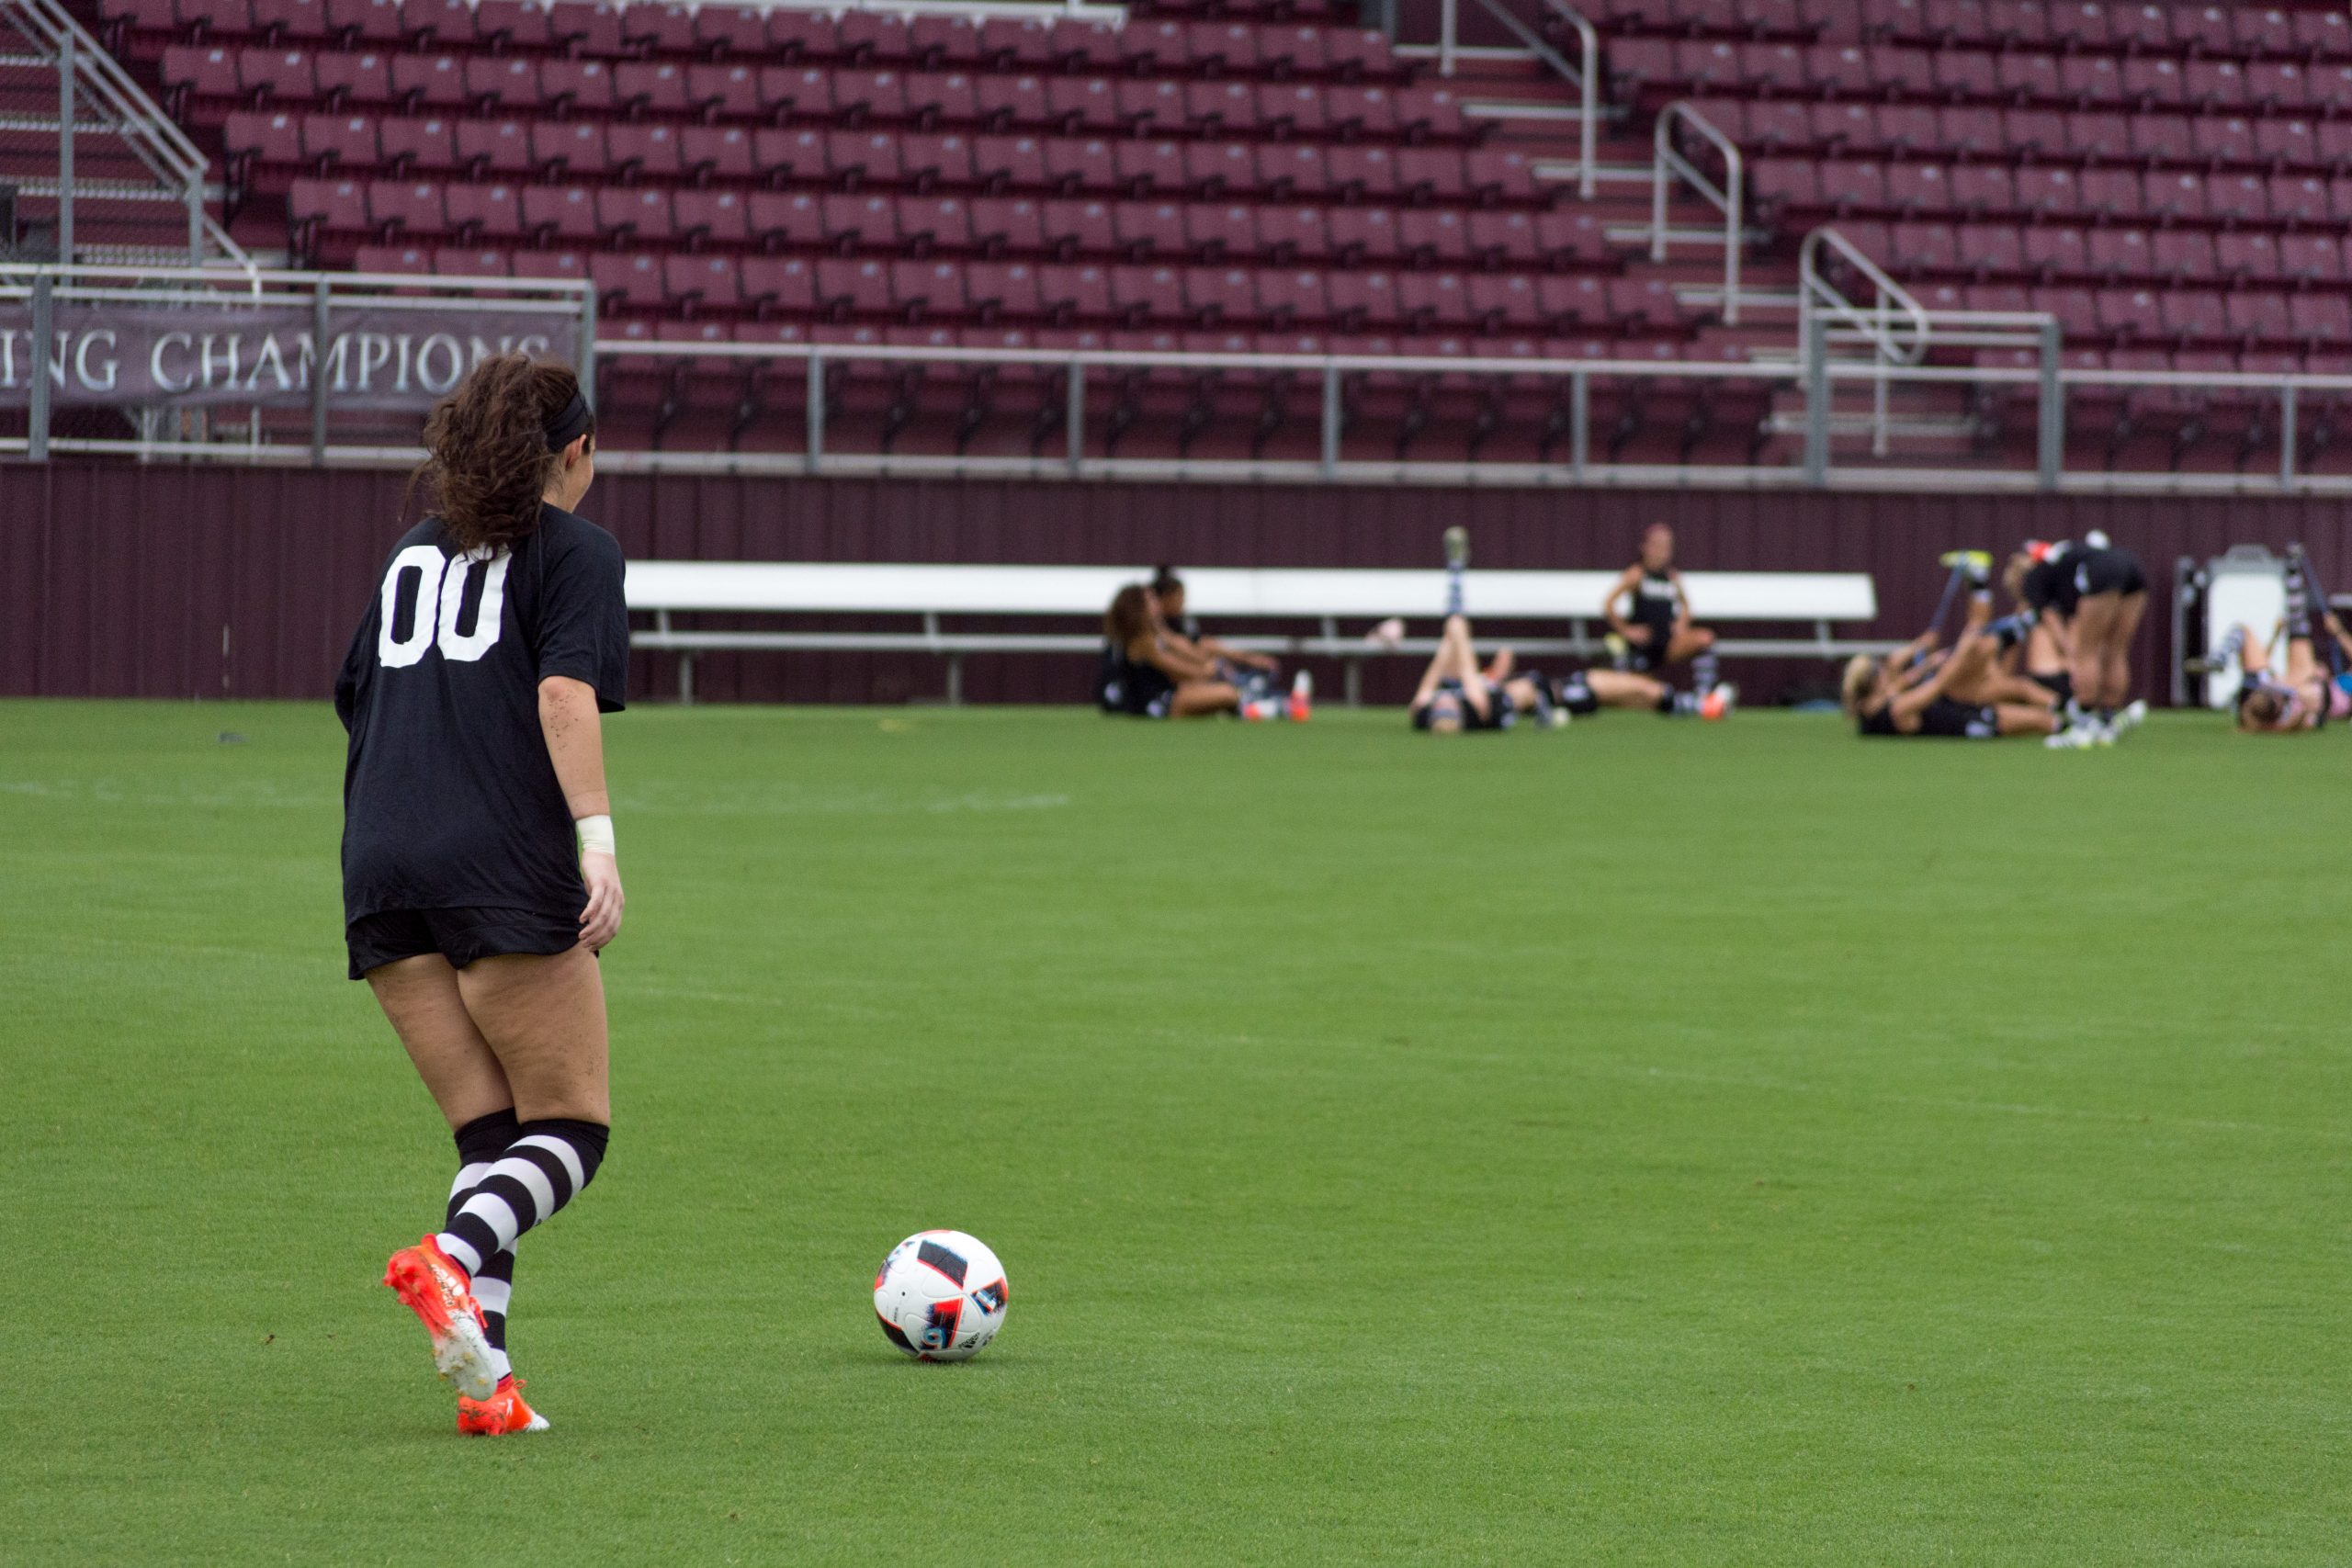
[576, 814, 616, 858]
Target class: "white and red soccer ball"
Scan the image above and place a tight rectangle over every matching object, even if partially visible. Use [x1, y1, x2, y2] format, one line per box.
[874, 1230, 1009, 1361]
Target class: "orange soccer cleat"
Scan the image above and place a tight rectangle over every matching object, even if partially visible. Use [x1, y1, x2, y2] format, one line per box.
[382, 1235, 499, 1401]
[1700, 683, 1738, 722]
[458, 1376, 549, 1436]
[1287, 671, 1314, 723]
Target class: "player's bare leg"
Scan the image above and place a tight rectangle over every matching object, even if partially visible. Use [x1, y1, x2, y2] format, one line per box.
[454, 949, 610, 1125]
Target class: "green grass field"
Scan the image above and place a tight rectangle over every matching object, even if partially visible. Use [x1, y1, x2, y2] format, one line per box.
[4, 698, 2346, 1565]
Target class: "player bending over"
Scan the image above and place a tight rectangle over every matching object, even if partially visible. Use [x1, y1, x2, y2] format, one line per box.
[337, 355, 626, 1436]
[1841, 553, 2058, 739]
[2007, 533, 2148, 748]
[1603, 522, 1721, 694]
[1098, 582, 1308, 720]
[2199, 550, 2352, 734]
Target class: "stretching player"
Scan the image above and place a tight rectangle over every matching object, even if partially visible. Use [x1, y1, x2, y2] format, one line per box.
[1549, 664, 1734, 721]
[1409, 527, 1557, 732]
[335, 355, 626, 1436]
[2007, 534, 2149, 748]
[1842, 553, 2057, 739]
[2198, 549, 2352, 733]
[1148, 566, 1306, 716]
[1603, 522, 1722, 694]
[1098, 583, 1308, 720]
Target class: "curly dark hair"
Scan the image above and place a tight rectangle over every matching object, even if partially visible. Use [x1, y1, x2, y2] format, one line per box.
[406, 355, 594, 555]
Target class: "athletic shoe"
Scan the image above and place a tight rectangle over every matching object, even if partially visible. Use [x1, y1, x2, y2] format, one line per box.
[2112, 699, 2148, 734]
[2044, 722, 2104, 750]
[1442, 525, 1470, 570]
[383, 1235, 499, 1401]
[1700, 682, 1737, 722]
[1603, 631, 1631, 671]
[1365, 616, 1406, 649]
[1287, 670, 1314, 723]
[458, 1376, 548, 1437]
[1939, 548, 1993, 580]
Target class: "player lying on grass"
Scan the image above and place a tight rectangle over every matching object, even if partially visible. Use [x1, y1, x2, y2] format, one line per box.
[1098, 582, 1308, 720]
[2006, 533, 2149, 749]
[1603, 521, 1722, 694]
[336, 355, 626, 1437]
[1841, 553, 2060, 739]
[1410, 527, 1727, 732]
[2196, 551, 2352, 734]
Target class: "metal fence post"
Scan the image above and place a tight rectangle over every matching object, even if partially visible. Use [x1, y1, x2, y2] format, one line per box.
[2035, 317, 2063, 492]
[806, 353, 824, 473]
[1066, 357, 1083, 477]
[57, 30, 74, 265]
[1804, 313, 1828, 487]
[576, 283, 597, 409]
[1569, 367, 1589, 479]
[310, 278, 330, 463]
[2279, 382, 2298, 489]
[1320, 361, 1340, 477]
[28, 271, 52, 462]
[1438, 0, 1456, 76]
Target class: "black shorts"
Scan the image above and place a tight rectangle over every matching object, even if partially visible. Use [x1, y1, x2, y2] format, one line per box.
[2075, 547, 2147, 599]
[346, 906, 581, 980]
[1621, 618, 1675, 673]
[1411, 680, 1514, 731]
[2028, 668, 2073, 703]
[1918, 696, 2001, 739]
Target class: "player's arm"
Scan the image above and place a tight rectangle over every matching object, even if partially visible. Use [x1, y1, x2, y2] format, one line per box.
[1138, 634, 1217, 682]
[1603, 566, 1643, 638]
[540, 673, 624, 950]
[1197, 634, 1276, 671]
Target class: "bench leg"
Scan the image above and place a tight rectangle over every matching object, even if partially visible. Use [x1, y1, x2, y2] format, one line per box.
[946, 652, 964, 707]
[678, 651, 695, 706]
[1344, 656, 1362, 709]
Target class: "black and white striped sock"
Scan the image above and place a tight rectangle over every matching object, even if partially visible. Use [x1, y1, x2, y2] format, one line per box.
[436, 1119, 609, 1280]
[447, 1110, 520, 1383]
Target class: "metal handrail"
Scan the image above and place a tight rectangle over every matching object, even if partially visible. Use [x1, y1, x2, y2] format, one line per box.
[1651, 101, 1742, 324]
[0, 0, 248, 265]
[1798, 227, 1932, 370]
[1453, 0, 1597, 198]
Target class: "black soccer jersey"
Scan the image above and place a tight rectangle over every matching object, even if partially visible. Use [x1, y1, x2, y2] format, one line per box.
[335, 504, 628, 927]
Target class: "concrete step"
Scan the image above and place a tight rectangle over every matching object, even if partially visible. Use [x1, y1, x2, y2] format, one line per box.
[1533, 158, 1651, 185]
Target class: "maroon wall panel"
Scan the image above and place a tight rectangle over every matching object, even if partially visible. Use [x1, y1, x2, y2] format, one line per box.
[4, 461, 2347, 705]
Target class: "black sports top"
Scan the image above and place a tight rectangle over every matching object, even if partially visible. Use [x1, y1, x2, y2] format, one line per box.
[335, 504, 628, 926]
[1630, 563, 1679, 633]
[1857, 702, 1900, 737]
[2018, 543, 2080, 619]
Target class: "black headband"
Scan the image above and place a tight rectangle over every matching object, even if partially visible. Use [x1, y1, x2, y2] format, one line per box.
[544, 389, 594, 453]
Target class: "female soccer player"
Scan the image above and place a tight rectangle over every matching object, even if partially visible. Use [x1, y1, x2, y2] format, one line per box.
[1842, 554, 2057, 739]
[2007, 535, 2148, 748]
[1603, 522, 1721, 694]
[1148, 565, 1304, 713]
[2203, 551, 2352, 734]
[1096, 582, 1306, 719]
[335, 355, 628, 1436]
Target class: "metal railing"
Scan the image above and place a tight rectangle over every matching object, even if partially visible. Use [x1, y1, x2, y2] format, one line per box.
[1799, 226, 1930, 462]
[537, 0, 1128, 19]
[1448, 0, 1597, 198]
[1651, 102, 1743, 324]
[0, 0, 245, 265]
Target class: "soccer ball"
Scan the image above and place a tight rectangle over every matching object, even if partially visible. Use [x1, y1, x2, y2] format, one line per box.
[874, 1230, 1010, 1361]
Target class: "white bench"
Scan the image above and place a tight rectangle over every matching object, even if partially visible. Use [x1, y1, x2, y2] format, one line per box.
[626, 562, 1887, 704]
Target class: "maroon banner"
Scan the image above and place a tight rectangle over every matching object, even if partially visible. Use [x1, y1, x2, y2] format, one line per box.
[0, 302, 581, 410]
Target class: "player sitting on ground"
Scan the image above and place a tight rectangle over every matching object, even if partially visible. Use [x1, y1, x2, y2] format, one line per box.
[1148, 565, 1309, 719]
[1603, 522, 1721, 694]
[2198, 551, 2352, 735]
[1097, 583, 1307, 721]
[1841, 553, 2059, 739]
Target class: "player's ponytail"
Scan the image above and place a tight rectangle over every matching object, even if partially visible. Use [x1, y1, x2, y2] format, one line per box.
[408, 355, 596, 556]
[1839, 654, 1876, 719]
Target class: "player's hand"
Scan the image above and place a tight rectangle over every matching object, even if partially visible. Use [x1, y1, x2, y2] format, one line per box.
[1626, 626, 1652, 645]
[579, 852, 624, 951]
